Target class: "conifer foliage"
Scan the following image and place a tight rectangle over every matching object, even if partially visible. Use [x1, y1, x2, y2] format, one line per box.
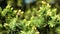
[0, 0, 60, 34]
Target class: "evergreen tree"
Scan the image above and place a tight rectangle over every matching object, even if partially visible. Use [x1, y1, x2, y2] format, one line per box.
[0, 0, 60, 34]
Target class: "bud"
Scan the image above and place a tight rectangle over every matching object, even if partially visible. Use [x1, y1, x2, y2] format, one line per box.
[26, 21, 31, 26]
[6, 5, 11, 8]
[47, 11, 52, 16]
[11, 7, 13, 10]
[32, 26, 36, 30]
[14, 10, 17, 13]
[4, 23, 9, 27]
[31, 16, 34, 20]
[41, 1, 46, 4]
[19, 10, 21, 12]
[21, 11, 24, 14]
[36, 32, 40, 34]
[47, 3, 51, 7]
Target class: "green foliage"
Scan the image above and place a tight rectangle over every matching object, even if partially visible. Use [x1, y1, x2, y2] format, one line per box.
[0, 0, 60, 34]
